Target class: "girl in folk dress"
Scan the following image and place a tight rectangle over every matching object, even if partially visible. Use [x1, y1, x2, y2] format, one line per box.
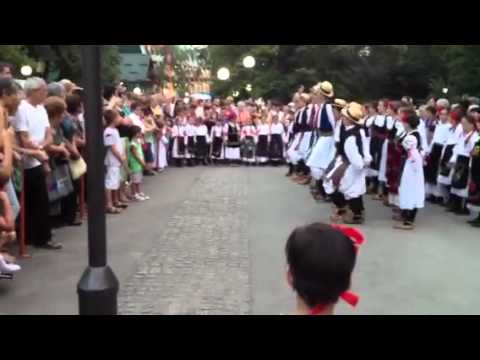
[185, 115, 197, 166]
[194, 118, 210, 166]
[369, 99, 391, 201]
[395, 110, 425, 230]
[256, 116, 270, 165]
[467, 132, 480, 227]
[385, 102, 408, 212]
[447, 114, 479, 215]
[269, 113, 285, 165]
[240, 116, 257, 165]
[424, 107, 451, 204]
[171, 113, 187, 167]
[156, 121, 169, 172]
[223, 111, 241, 165]
[438, 110, 464, 206]
[364, 102, 378, 193]
[210, 118, 224, 165]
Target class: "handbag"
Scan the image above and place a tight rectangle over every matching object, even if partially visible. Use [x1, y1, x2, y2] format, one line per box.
[46, 164, 74, 203]
[69, 156, 87, 180]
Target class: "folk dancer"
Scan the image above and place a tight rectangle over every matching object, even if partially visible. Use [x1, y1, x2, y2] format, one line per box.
[324, 102, 367, 225]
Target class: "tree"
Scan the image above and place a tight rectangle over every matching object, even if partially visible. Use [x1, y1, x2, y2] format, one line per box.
[207, 45, 480, 103]
[0, 45, 36, 75]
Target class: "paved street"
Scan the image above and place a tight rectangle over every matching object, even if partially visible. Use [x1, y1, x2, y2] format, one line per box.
[2, 165, 480, 315]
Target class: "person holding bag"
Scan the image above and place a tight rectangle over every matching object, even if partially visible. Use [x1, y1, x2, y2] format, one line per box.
[44, 96, 79, 227]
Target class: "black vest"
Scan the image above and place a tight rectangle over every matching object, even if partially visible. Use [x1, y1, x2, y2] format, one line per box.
[319, 103, 333, 132]
[338, 125, 364, 159]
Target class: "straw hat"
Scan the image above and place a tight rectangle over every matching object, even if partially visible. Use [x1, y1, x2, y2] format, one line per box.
[314, 81, 335, 98]
[341, 102, 365, 125]
[332, 98, 347, 110]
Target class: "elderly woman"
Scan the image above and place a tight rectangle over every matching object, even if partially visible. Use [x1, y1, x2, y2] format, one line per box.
[44, 96, 83, 227]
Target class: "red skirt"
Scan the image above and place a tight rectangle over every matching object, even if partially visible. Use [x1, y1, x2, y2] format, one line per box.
[386, 141, 404, 195]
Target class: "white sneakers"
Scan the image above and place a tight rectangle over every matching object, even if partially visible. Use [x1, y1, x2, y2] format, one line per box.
[0, 254, 21, 273]
[134, 193, 150, 201]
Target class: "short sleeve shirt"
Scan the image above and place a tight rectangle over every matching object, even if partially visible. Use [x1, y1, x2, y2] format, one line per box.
[12, 99, 50, 169]
[103, 126, 123, 167]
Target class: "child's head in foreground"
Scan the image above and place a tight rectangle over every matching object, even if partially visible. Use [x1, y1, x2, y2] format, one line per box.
[285, 223, 363, 315]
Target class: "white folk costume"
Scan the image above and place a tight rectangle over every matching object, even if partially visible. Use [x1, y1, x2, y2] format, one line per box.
[307, 102, 336, 181]
[418, 118, 429, 155]
[156, 128, 169, 169]
[256, 123, 270, 163]
[399, 131, 425, 211]
[378, 115, 395, 183]
[241, 125, 257, 163]
[285, 120, 295, 162]
[438, 123, 464, 187]
[223, 121, 241, 160]
[324, 103, 367, 224]
[369, 114, 390, 180]
[185, 122, 197, 159]
[172, 122, 187, 160]
[286, 105, 311, 165]
[195, 124, 210, 160]
[269, 123, 285, 162]
[364, 115, 376, 177]
[210, 123, 224, 160]
[424, 121, 452, 198]
[450, 129, 479, 199]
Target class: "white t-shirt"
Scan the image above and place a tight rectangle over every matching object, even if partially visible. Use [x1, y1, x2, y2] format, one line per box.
[129, 113, 145, 133]
[13, 99, 50, 169]
[104, 126, 123, 167]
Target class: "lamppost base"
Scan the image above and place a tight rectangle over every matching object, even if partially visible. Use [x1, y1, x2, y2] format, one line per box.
[77, 266, 119, 315]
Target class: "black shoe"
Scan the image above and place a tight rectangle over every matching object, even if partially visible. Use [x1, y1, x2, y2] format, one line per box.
[471, 220, 480, 228]
[36, 240, 63, 250]
[454, 208, 470, 216]
[467, 217, 480, 225]
[426, 196, 436, 203]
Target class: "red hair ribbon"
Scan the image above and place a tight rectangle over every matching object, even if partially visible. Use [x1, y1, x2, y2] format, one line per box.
[436, 106, 445, 114]
[400, 112, 410, 124]
[309, 291, 360, 315]
[450, 111, 461, 124]
[330, 224, 366, 252]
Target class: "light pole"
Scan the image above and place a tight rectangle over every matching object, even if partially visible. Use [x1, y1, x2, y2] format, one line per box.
[77, 45, 119, 315]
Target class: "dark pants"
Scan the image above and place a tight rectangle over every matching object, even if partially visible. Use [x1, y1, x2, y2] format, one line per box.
[331, 192, 348, 214]
[401, 209, 418, 224]
[348, 197, 364, 216]
[24, 165, 52, 246]
[61, 178, 80, 225]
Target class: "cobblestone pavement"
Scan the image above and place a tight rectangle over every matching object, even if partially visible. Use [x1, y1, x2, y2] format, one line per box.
[118, 168, 251, 315]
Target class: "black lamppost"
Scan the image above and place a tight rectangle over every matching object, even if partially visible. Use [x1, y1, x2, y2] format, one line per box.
[77, 45, 119, 315]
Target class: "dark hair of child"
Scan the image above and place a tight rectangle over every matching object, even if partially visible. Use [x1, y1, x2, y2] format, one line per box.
[128, 125, 142, 141]
[403, 110, 420, 129]
[425, 106, 436, 116]
[104, 109, 118, 126]
[285, 223, 357, 308]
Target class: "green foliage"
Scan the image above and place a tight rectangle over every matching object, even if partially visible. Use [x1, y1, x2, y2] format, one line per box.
[208, 45, 480, 103]
[2, 45, 120, 84]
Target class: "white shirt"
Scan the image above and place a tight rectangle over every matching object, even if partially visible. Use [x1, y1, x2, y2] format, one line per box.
[211, 125, 223, 138]
[344, 129, 365, 171]
[13, 99, 50, 169]
[103, 126, 123, 167]
[129, 113, 145, 133]
[241, 125, 257, 138]
[185, 123, 197, 137]
[418, 119, 428, 151]
[270, 123, 285, 135]
[429, 122, 452, 152]
[257, 124, 270, 136]
[452, 130, 479, 161]
[195, 124, 208, 137]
